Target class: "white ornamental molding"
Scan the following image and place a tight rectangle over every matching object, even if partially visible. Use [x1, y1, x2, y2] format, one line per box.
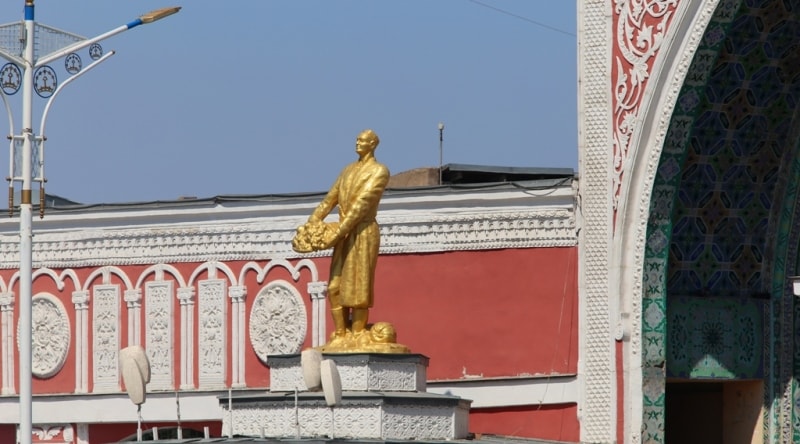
[92, 284, 121, 392]
[0, 292, 13, 311]
[612, 0, 679, 211]
[21, 294, 71, 378]
[249, 280, 307, 363]
[198, 279, 227, 388]
[32, 423, 74, 443]
[0, 209, 575, 269]
[145, 281, 175, 390]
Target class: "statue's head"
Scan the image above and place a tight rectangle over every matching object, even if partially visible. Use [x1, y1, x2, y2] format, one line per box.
[356, 129, 380, 156]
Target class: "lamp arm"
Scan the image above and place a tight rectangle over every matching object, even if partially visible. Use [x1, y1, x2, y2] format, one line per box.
[0, 84, 16, 139]
[0, 85, 16, 204]
[36, 6, 179, 68]
[39, 50, 115, 136]
[36, 25, 126, 68]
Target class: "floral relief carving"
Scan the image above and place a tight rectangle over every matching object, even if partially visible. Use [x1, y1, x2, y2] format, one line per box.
[19, 294, 70, 379]
[198, 279, 226, 387]
[145, 281, 174, 389]
[32, 423, 73, 442]
[612, 0, 679, 211]
[92, 285, 120, 391]
[249, 281, 306, 364]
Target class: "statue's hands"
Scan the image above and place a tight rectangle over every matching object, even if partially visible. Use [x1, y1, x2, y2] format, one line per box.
[319, 228, 341, 250]
[292, 221, 340, 252]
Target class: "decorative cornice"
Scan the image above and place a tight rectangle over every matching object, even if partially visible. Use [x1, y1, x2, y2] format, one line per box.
[0, 186, 576, 269]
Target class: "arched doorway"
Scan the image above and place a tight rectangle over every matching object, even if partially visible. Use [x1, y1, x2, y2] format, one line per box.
[640, 0, 800, 441]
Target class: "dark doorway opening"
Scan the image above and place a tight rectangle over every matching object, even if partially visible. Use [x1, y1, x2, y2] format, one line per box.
[666, 380, 763, 444]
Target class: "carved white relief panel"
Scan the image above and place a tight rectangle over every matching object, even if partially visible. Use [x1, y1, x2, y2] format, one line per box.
[92, 284, 120, 392]
[145, 281, 174, 390]
[28, 294, 70, 378]
[32, 423, 74, 443]
[198, 279, 226, 388]
[249, 280, 307, 363]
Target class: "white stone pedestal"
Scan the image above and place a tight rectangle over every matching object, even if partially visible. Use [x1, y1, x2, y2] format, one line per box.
[269, 353, 428, 392]
[222, 353, 472, 441]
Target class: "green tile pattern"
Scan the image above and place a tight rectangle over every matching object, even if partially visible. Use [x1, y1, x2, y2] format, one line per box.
[667, 296, 764, 379]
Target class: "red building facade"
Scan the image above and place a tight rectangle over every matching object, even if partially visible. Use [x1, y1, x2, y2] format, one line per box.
[0, 177, 577, 443]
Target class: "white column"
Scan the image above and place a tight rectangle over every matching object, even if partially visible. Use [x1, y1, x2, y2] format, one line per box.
[124, 289, 142, 346]
[307, 282, 327, 347]
[0, 292, 14, 395]
[229, 285, 246, 387]
[76, 423, 89, 444]
[71, 291, 89, 393]
[177, 287, 195, 390]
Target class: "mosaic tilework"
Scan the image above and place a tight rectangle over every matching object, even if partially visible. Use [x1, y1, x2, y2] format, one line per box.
[777, 152, 800, 443]
[643, 0, 800, 441]
[670, 1, 800, 441]
[667, 0, 800, 300]
[667, 296, 764, 379]
[643, 1, 741, 442]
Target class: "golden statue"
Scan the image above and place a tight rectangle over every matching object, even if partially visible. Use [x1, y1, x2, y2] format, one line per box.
[293, 129, 409, 353]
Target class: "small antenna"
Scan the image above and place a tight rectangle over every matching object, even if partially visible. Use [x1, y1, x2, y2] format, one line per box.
[438, 122, 445, 185]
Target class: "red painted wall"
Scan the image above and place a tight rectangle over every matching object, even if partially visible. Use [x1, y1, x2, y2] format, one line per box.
[90, 420, 221, 444]
[0, 424, 14, 443]
[3, 245, 579, 441]
[470, 404, 579, 442]
[373, 247, 578, 380]
[5, 246, 576, 393]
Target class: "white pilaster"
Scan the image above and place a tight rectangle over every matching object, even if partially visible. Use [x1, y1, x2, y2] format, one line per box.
[0, 292, 14, 395]
[123, 289, 142, 346]
[71, 291, 89, 393]
[307, 282, 327, 347]
[177, 286, 195, 390]
[76, 423, 89, 444]
[229, 285, 246, 387]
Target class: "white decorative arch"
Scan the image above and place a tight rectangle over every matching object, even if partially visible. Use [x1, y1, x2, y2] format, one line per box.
[610, 2, 721, 442]
[187, 261, 237, 287]
[135, 263, 188, 289]
[237, 261, 262, 285]
[294, 258, 320, 282]
[257, 258, 300, 283]
[31, 268, 80, 291]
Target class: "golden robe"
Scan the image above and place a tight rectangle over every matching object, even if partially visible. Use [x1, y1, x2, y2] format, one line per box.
[310, 157, 389, 309]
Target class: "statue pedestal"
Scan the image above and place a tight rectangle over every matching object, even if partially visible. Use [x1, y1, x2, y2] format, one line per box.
[221, 353, 471, 441]
[269, 353, 428, 392]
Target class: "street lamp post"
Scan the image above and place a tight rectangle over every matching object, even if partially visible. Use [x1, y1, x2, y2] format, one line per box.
[0, 2, 180, 443]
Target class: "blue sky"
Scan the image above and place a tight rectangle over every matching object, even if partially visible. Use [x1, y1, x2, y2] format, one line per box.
[2, 1, 576, 204]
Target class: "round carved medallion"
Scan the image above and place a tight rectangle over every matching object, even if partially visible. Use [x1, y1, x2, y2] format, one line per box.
[18, 293, 71, 378]
[249, 281, 306, 363]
